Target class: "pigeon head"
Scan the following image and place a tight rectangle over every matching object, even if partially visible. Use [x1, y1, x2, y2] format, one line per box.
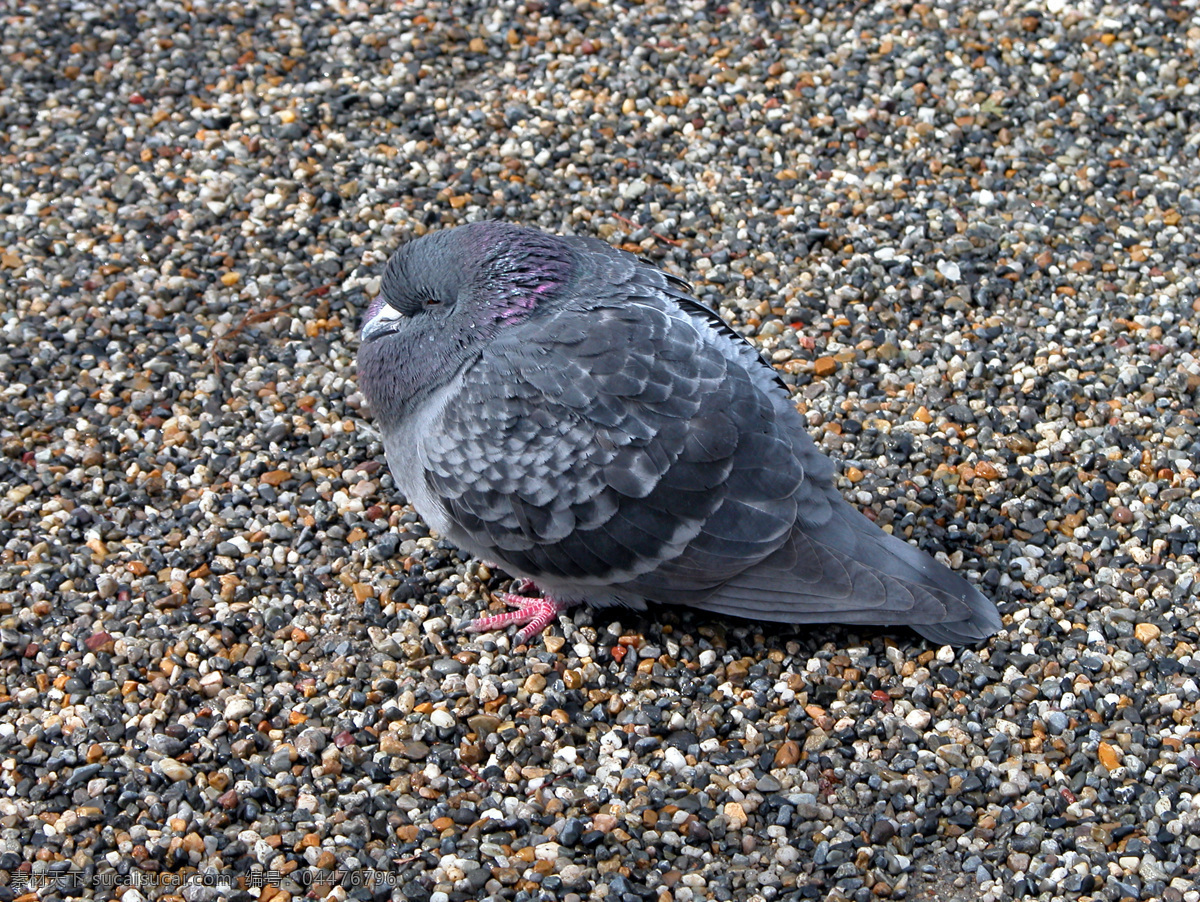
[357, 222, 574, 426]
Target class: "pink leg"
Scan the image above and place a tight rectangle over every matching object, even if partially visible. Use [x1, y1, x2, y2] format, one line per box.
[466, 588, 574, 644]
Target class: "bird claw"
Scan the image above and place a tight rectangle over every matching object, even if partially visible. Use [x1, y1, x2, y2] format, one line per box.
[466, 589, 571, 644]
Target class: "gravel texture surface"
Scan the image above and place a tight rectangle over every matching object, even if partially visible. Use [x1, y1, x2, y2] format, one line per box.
[1, 1, 1199, 901]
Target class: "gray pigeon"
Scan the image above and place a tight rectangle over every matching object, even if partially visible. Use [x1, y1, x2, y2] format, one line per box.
[357, 222, 1002, 646]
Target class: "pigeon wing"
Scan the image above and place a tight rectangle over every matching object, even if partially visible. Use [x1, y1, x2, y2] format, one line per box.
[557, 242, 1001, 642]
[421, 290, 805, 595]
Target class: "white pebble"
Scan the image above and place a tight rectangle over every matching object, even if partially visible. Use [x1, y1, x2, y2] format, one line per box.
[937, 259, 961, 282]
[223, 696, 254, 721]
[906, 709, 932, 730]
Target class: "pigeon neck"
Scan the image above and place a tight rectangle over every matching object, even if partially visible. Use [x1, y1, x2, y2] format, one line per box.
[478, 237, 574, 327]
[494, 279, 559, 325]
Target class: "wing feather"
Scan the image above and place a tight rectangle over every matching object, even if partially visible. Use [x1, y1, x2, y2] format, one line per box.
[420, 261, 800, 591]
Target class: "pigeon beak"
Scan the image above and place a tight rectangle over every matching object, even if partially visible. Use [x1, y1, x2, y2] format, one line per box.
[361, 301, 405, 341]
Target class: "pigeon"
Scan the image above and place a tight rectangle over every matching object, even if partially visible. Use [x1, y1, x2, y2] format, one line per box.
[356, 222, 1002, 646]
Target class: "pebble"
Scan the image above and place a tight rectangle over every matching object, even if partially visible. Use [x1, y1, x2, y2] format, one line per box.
[869, 819, 897, 844]
[154, 759, 193, 783]
[295, 727, 327, 758]
[223, 697, 255, 722]
[1, 3, 1198, 902]
[905, 709, 932, 731]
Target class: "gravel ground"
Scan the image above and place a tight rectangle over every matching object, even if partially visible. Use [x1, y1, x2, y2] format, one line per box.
[2, 1, 1199, 901]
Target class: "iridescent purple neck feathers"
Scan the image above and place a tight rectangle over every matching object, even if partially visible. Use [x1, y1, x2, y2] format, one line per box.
[469, 225, 573, 326]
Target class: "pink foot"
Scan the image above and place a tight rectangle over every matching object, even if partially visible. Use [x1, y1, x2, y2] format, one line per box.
[466, 590, 573, 644]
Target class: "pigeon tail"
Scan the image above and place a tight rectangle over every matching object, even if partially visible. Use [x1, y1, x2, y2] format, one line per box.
[680, 501, 1002, 646]
[860, 515, 1003, 645]
[872, 545, 1001, 645]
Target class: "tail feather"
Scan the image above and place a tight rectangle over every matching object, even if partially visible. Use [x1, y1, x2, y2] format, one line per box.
[685, 501, 1002, 645]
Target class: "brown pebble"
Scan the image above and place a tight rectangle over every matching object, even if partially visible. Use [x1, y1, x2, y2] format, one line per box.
[379, 732, 406, 756]
[493, 867, 520, 885]
[458, 741, 484, 765]
[1112, 505, 1133, 524]
[84, 631, 114, 652]
[467, 714, 503, 736]
[524, 673, 547, 693]
[813, 356, 837, 377]
[975, 460, 1000, 480]
[1134, 622, 1161, 643]
[774, 739, 801, 768]
[231, 738, 255, 758]
[1098, 741, 1121, 770]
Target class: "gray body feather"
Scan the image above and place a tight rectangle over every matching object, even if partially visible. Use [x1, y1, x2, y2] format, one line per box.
[357, 223, 1002, 645]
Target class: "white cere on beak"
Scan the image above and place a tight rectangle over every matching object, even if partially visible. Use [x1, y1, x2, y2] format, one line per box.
[362, 302, 405, 340]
